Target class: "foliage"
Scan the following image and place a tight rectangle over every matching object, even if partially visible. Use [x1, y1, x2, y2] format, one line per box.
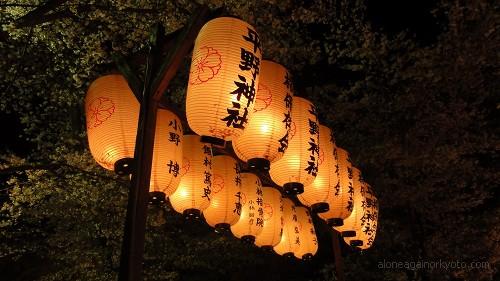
[1, 0, 498, 280]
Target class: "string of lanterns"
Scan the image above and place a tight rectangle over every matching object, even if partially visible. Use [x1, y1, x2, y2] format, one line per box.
[85, 17, 378, 260]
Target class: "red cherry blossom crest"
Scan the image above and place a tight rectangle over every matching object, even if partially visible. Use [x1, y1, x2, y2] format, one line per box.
[254, 83, 272, 112]
[180, 157, 190, 177]
[212, 174, 224, 193]
[87, 97, 115, 129]
[208, 126, 233, 139]
[263, 203, 273, 221]
[189, 46, 222, 85]
[318, 147, 325, 166]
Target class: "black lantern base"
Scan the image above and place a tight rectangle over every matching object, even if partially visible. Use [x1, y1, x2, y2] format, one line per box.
[149, 192, 166, 204]
[114, 157, 134, 175]
[283, 252, 295, 259]
[200, 135, 225, 147]
[349, 240, 363, 247]
[241, 235, 256, 244]
[342, 231, 356, 238]
[214, 223, 230, 234]
[247, 158, 270, 171]
[327, 218, 344, 227]
[311, 202, 329, 213]
[261, 246, 274, 252]
[283, 182, 304, 195]
[302, 253, 313, 261]
[183, 209, 201, 220]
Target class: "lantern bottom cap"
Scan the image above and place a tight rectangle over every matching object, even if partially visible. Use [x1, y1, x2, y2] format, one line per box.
[200, 135, 226, 147]
[214, 223, 230, 234]
[247, 158, 270, 171]
[114, 157, 134, 175]
[261, 246, 274, 252]
[302, 253, 314, 261]
[327, 218, 344, 227]
[283, 182, 304, 195]
[283, 252, 295, 259]
[241, 235, 256, 244]
[350, 240, 363, 247]
[183, 209, 201, 220]
[149, 191, 166, 204]
[341, 230, 356, 238]
[311, 202, 330, 213]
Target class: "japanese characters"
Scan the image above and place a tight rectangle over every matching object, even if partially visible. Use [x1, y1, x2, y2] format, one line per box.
[169, 135, 212, 216]
[270, 97, 320, 193]
[186, 18, 262, 141]
[233, 61, 294, 167]
[230, 173, 265, 240]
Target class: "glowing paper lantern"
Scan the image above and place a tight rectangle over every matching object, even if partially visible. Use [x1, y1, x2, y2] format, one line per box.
[344, 184, 379, 250]
[254, 187, 284, 249]
[86, 75, 183, 196]
[169, 135, 212, 219]
[333, 167, 362, 237]
[230, 173, 264, 242]
[294, 207, 318, 260]
[148, 109, 184, 197]
[232, 60, 293, 170]
[186, 17, 263, 144]
[273, 198, 300, 258]
[318, 147, 354, 226]
[269, 97, 319, 195]
[297, 125, 337, 213]
[203, 155, 242, 232]
[85, 74, 138, 172]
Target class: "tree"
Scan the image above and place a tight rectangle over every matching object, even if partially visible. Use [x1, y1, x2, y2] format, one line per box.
[1, 0, 498, 280]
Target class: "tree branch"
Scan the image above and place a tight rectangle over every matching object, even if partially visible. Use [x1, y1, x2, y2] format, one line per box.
[0, 163, 128, 184]
[15, 0, 69, 27]
[0, 4, 40, 8]
[13, 2, 162, 28]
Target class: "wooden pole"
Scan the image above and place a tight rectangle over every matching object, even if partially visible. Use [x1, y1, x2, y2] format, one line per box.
[332, 230, 346, 281]
[117, 6, 214, 281]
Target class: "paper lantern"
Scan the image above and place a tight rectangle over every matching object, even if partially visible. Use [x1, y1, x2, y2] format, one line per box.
[232, 60, 293, 170]
[86, 75, 183, 196]
[273, 198, 300, 258]
[186, 17, 263, 144]
[85, 74, 138, 172]
[269, 97, 319, 195]
[230, 173, 264, 243]
[148, 109, 184, 197]
[318, 147, 354, 226]
[297, 125, 337, 213]
[169, 135, 212, 219]
[333, 167, 362, 237]
[203, 155, 242, 232]
[294, 207, 318, 260]
[254, 187, 283, 249]
[344, 184, 379, 250]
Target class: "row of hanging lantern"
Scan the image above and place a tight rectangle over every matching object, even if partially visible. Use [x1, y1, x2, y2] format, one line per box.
[84, 17, 378, 260]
